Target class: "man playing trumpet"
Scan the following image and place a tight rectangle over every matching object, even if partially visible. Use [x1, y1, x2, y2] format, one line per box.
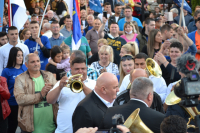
[47, 57, 96, 133]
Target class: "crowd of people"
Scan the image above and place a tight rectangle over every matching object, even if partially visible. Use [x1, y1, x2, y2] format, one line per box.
[1, 0, 200, 133]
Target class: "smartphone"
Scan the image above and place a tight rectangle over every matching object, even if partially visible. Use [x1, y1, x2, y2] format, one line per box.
[103, 11, 107, 19]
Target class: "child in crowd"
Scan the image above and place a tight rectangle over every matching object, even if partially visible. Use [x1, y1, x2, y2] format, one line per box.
[49, 45, 71, 73]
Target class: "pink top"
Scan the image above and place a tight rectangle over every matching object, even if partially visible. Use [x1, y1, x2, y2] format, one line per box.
[120, 34, 138, 43]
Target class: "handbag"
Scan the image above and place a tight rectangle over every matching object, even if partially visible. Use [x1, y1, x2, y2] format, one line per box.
[134, 2, 142, 14]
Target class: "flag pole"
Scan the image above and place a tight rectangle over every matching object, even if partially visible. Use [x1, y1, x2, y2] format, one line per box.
[8, 0, 12, 26]
[35, 0, 51, 51]
[178, 0, 184, 27]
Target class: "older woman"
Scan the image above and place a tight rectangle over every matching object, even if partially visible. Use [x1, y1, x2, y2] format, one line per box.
[119, 54, 134, 86]
[119, 42, 139, 58]
[90, 45, 119, 76]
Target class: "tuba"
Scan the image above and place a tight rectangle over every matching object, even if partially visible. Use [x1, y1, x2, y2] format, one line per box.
[66, 74, 83, 93]
[145, 58, 162, 78]
[124, 108, 153, 133]
[165, 80, 200, 129]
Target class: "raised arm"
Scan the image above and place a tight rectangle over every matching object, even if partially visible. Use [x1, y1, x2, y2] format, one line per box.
[98, 17, 107, 39]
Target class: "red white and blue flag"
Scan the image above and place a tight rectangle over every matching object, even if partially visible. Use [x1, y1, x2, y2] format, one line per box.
[65, 0, 82, 50]
[8, 0, 28, 32]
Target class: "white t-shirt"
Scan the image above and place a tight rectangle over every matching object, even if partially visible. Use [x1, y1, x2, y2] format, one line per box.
[51, 78, 96, 133]
[115, 16, 119, 22]
[0, 42, 29, 75]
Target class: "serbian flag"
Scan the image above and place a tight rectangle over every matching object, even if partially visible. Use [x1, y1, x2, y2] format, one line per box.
[71, 0, 82, 50]
[8, 0, 28, 32]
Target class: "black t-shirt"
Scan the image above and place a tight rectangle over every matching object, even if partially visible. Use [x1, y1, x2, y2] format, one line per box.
[104, 34, 127, 66]
[46, 64, 65, 80]
[80, 5, 86, 11]
[141, 45, 160, 58]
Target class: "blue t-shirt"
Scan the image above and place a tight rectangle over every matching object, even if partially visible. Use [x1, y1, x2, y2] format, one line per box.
[24, 36, 51, 70]
[118, 17, 143, 31]
[1, 65, 27, 105]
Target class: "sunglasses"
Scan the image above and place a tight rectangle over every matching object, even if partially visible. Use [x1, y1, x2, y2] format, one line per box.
[121, 55, 134, 61]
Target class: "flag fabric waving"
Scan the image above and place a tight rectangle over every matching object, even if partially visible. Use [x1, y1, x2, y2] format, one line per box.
[0, 0, 4, 32]
[8, 0, 28, 32]
[173, 0, 192, 14]
[89, 0, 103, 13]
[72, 0, 82, 50]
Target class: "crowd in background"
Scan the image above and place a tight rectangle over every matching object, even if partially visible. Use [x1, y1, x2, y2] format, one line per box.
[1, 0, 200, 133]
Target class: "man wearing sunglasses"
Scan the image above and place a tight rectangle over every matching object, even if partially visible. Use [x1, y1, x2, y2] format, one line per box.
[118, 53, 168, 104]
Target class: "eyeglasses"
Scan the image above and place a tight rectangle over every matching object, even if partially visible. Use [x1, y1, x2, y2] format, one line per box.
[121, 55, 134, 61]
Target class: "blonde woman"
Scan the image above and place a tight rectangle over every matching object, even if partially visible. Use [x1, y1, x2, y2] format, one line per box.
[141, 29, 162, 58]
[120, 22, 138, 43]
[119, 54, 135, 86]
[119, 42, 139, 58]
[90, 45, 119, 76]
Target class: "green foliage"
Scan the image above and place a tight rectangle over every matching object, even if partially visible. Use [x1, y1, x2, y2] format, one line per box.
[191, 0, 200, 13]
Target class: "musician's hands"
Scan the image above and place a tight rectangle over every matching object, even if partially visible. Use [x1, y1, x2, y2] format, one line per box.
[117, 125, 130, 133]
[75, 127, 98, 133]
[59, 76, 68, 90]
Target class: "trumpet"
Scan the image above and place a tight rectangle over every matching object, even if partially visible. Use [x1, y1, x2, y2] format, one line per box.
[66, 74, 83, 93]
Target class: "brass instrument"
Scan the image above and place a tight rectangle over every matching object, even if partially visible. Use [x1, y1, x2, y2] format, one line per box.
[165, 80, 200, 129]
[124, 108, 153, 133]
[66, 74, 83, 93]
[126, 58, 162, 90]
[146, 58, 162, 78]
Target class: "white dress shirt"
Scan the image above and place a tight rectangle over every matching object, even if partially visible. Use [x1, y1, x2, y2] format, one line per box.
[130, 98, 148, 107]
[50, 78, 96, 133]
[118, 74, 168, 103]
[0, 42, 29, 75]
[93, 90, 114, 108]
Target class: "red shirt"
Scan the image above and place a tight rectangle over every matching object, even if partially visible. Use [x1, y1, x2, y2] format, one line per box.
[132, 0, 141, 16]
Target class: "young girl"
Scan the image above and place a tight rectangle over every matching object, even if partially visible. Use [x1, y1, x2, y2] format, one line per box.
[49, 45, 71, 73]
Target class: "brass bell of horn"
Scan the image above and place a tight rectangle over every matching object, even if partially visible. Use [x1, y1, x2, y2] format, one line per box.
[124, 108, 153, 133]
[66, 74, 83, 93]
[146, 58, 162, 78]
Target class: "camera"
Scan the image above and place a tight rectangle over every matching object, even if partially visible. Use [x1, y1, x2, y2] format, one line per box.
[96, 114, 125, 133]
[174, 71, 200, 107]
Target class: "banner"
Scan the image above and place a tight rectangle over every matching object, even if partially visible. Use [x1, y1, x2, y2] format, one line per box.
[89, 0, 103, 13]
[0, 0, 4, 32]
[173, 0, 192, 14]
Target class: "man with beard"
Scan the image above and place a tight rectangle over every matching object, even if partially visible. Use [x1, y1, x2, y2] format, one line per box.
[0, 32, 8, 47]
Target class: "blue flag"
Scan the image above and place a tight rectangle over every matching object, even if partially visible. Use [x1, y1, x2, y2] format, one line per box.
[89, 0, 103, 13]
[0, 0, 4, 32]
[173, 0, 192, 14]
[72, 0, 82, 50]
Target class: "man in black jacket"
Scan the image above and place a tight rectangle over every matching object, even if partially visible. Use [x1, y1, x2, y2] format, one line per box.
[114, 69, 164, 113]
[72, 72, 119, 132]
[102, 77, 165, 133]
